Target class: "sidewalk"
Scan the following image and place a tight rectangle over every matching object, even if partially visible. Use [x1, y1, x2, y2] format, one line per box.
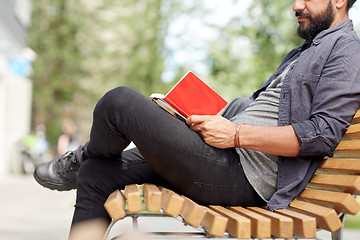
[0, 174, 75, 240]
[0, 174, 359, 240]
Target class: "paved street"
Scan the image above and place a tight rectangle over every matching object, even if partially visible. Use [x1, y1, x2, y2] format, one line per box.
[0, 174, 359, 240]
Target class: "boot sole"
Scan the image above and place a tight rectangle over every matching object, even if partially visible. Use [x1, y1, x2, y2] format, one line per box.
[33, 171, 76, 191]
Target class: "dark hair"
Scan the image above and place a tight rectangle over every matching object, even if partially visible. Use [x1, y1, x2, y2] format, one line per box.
[348, 0, 357, 10]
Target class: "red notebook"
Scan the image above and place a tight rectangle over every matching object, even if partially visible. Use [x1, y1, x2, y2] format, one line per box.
[150, 71, 228, 120]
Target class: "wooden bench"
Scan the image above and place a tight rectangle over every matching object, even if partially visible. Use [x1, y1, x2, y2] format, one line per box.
[103, 110, 360, 240]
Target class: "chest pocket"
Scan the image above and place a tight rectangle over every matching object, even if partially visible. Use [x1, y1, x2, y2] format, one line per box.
[290, 73, 320, 122]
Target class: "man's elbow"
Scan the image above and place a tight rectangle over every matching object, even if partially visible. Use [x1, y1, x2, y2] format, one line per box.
[296, 138, 334, 158]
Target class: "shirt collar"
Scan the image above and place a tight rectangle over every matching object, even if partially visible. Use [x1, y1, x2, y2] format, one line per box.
[311, 19, 354, 45]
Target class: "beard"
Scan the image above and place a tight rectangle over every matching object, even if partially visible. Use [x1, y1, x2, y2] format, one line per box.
[296, 0, 334, 40]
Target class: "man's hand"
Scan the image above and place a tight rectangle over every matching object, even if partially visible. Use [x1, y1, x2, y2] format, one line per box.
[186, 115, 300, 157]
[186, 115, 237, 149]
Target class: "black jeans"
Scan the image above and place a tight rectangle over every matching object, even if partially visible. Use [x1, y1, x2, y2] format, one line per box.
[71, 87, 265, 226]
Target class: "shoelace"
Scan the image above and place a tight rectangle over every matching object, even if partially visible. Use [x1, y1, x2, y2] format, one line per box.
[55, 151, 79, 175]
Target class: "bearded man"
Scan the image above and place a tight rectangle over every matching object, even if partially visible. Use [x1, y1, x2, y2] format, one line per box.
[34, 0, 360, 230]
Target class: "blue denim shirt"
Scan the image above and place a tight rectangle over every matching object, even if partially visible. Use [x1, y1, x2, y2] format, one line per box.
[250, 20, 360, 211]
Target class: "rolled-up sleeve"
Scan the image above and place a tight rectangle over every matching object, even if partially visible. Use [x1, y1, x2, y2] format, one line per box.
[293, 40, 360, 158]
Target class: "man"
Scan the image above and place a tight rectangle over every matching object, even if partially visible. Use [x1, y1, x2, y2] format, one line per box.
[34, 0, 360, 228]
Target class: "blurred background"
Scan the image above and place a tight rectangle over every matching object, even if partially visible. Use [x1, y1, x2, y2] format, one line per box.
[0, 0, 359, 239]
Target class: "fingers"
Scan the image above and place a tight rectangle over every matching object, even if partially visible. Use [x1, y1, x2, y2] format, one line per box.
[186, 115, 209, 133]
[186, 115, 207, 126]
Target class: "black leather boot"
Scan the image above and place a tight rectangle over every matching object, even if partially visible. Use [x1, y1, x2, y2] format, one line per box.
[33, 143, 87, 191]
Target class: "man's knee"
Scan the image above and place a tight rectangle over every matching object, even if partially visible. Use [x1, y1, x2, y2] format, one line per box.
[93, 86, 139, 117]
[100, 86, 135, 107]
[105, 86, 135, 100]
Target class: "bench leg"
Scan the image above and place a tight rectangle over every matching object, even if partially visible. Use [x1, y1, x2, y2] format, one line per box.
[103, 216, 139, 240]
[103, 220, 116, 240]
[331, 214, 346, 240]
[131, 215, 139, 231]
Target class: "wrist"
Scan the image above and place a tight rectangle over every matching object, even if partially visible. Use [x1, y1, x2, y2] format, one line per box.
[234, 124, 243, 148]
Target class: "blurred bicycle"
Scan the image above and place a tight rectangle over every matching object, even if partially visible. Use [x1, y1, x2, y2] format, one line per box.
[16, 125, 49, 174]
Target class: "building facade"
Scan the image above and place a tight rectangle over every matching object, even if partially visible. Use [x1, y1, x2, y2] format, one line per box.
[0, 0, 33, 175]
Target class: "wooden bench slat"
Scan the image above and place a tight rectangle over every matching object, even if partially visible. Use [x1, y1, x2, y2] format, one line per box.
[124, 184, 142, 214]
[334, 140, 360, 157]
[104, 190, 126, 221]
[161, 188, 185, 217]
[351, 109, 360, 124]
[209, 205, 251, 239]
[201, 206, 228, 237]
[142, 184, 162, 212]
[247, 207, 293, 239]
[318, 158, 360, 174]
[229, 206, 271, 239]
[309, 174, 360, 195]
[180, 197, 207, 227]
[274, 208, 316, 238]
[289, 199, 342, 232]
[299, 189, 360, 215]
[343, 124, 360, 139]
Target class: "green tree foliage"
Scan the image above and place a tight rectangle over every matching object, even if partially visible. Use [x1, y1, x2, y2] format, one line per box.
[78, 0, 170, 96]
[29, 0, 173, 144]
[29, 0, 86, 144]
[207, 0, 303, 100]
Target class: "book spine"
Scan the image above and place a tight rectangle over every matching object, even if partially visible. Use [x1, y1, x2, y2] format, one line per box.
[164, 97, 189, 118]
[152, 98, 186, 120]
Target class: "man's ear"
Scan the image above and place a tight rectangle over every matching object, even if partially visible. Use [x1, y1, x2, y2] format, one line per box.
[335, 0, 347, 9]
